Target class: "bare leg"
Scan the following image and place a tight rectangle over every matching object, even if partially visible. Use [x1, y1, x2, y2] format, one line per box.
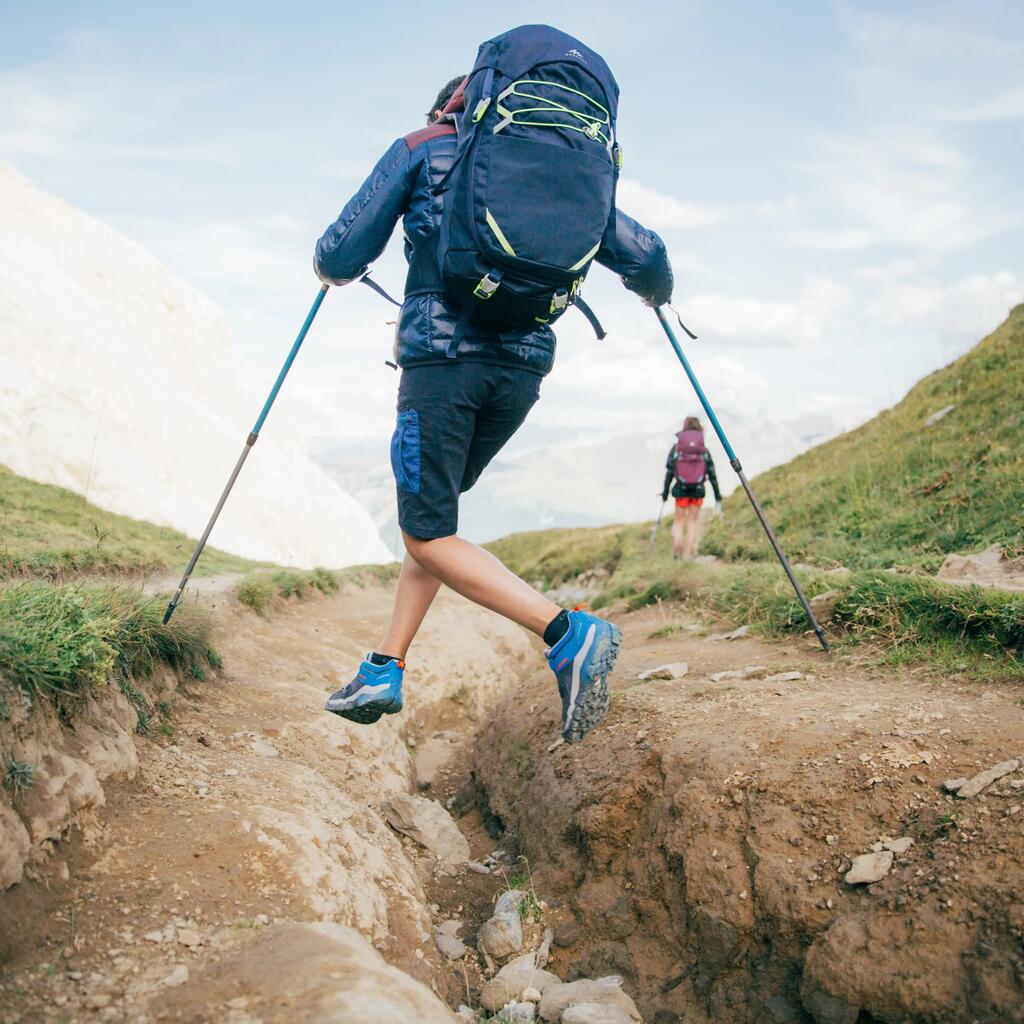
[671, 504, 684, 558]
[683, 505, 701, 558]
[403, 532, 560, 638]
[376, 554, 442, 660]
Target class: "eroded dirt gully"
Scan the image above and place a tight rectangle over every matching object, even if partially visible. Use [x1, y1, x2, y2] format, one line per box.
[475, 602, 1024, 1024]
[3, 577, 1024, 1024]
[0, 579, 533, 1023]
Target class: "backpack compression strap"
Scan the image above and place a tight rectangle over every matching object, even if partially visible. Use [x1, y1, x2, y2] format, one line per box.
[574, 297, 607, 340]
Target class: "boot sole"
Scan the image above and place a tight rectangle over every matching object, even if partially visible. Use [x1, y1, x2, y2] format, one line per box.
[564, 625, 622, 744]
[326, 698, 402, 726]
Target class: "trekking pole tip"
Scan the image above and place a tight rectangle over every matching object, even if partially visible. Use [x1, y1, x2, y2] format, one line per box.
[162, 600, 177, 626]
[815, 627, 831, 654]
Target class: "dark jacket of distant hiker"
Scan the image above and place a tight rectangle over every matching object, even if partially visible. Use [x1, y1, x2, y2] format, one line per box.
[662, 446, 722, 501]
[314, 103, 672, 376]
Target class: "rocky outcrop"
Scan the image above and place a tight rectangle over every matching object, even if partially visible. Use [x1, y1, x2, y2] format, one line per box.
[937, 544, 1024, 592]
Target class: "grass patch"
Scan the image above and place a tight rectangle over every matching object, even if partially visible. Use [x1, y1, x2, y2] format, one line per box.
[0, 581, 219, 718]
[235, 567, 341, 615]
[0, 464, 264, 581]
[491, 516, 1024, 680]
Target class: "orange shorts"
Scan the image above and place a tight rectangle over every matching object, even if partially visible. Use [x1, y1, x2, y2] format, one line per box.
[675, 497, 703, 508]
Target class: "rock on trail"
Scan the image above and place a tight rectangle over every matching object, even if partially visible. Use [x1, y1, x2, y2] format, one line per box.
[383, 793, 471, 866]
[955, 757, 1020, 798]
[844, 851, 893, 885]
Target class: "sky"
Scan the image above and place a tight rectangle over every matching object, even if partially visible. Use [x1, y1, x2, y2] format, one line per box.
[2, 0, 1022, 459]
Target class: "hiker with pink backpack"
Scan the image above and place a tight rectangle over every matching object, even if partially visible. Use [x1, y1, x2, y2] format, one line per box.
[661, 417, 723, 559]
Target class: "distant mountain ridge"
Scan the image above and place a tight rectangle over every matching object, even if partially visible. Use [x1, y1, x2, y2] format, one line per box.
[0, 163, 389, 567]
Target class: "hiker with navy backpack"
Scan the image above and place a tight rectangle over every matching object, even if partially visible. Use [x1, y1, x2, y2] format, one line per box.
[661, 416, 722, 560]
[314, 26, 672, 744]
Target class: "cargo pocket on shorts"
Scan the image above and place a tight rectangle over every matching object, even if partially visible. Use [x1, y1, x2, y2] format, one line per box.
[390, 409, 421, 494]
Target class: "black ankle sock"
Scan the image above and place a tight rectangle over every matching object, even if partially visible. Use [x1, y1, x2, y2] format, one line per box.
[368, 651, 394, 666]
[543, 609, 571, 648]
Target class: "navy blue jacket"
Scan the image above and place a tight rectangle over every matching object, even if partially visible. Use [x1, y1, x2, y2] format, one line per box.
[315, 123, 673, 376]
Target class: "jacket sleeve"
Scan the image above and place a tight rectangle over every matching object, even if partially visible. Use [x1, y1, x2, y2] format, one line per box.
[314, 139, 415, 285]
[662, 447, 675, 500]
[704, 451, 722, 502]
[596, 208, 673, 306]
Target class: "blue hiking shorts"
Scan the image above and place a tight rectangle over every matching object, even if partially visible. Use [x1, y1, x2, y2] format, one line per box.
[391, 362, 541, 540]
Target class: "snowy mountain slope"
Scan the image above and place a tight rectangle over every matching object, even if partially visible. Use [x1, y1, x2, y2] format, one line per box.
[0, 163, 389, 567]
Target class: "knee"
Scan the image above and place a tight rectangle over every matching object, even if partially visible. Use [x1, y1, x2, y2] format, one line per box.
[402, 531, 449, 571]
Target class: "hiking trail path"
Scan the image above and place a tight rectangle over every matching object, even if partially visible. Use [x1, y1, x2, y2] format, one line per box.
[2, 575, 1023, 1023]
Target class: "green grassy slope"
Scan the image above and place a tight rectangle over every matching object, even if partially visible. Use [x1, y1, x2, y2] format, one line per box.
[0, 464, 264, 579]
[702, 304, 1024, 570]
[488, 306, 1024, 679]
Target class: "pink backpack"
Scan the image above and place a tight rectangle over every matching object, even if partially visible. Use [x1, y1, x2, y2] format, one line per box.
[673, 429, 707, 485]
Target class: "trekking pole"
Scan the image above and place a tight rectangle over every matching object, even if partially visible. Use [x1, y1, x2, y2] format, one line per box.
[649, 499, 667, 545]
[162, 284, 329, 624]
[652, 306, 830, 653]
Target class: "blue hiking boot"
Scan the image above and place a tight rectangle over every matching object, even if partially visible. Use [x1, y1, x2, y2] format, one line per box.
[324, 656, 404, 725]
[546, 610, 622, 743]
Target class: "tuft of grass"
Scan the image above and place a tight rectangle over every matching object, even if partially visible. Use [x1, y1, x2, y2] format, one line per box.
[4, 756, 36, 800]
[235, 576, 274, 615]
[500, 858, 544, 924]
[235, 567, 341, 616]
[0, 464, 264, 581]
[648, 623, 686, 640]
[0, 581, 219, 718]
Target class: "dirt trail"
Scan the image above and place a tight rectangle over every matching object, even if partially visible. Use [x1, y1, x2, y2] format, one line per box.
[3, 580, 1023, 1023]
[0, 581, 532, 1023]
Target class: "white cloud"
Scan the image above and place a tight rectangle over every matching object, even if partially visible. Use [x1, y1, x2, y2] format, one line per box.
[685, 294, 822, 346]
[800, 277, 851, 318]
[946, 86, 1024, 122]
[615, 179, 721, 229]
[836, 2, 1021, 60]
[798, 134, 1023, 255]
[865, 270, 1021, 349]
[855, 259, 920, 282]
[791, 227, 877, 251]
[128, 215, 309, 291]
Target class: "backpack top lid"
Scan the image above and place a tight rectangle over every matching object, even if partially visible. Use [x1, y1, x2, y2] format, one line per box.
[676, 428, 706, 454]
[469, 24, 619, 115]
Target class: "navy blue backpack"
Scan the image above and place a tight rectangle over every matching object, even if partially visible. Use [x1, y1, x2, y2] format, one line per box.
[424, 25, 620, 348]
